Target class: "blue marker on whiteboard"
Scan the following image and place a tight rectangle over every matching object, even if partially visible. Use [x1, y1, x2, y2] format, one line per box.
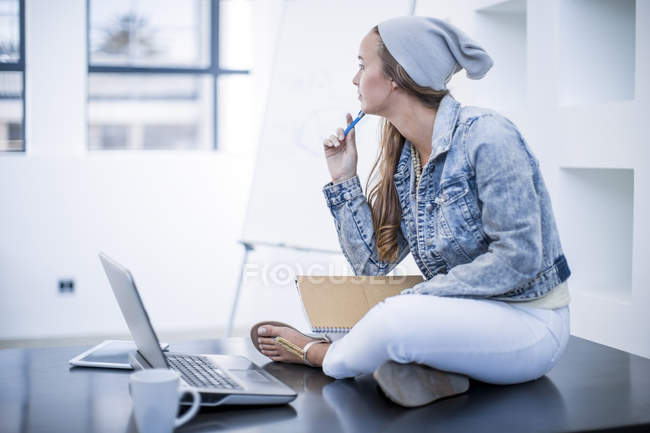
[343, 110, 366, 137]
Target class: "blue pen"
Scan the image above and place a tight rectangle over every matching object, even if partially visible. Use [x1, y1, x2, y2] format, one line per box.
[343, 110, 366, 137]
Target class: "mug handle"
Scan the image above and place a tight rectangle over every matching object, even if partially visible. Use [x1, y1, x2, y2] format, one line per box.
[174, 387, 201, 428]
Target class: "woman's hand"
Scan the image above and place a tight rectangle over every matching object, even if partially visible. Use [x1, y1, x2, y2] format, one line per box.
[323, 113, 358, 184]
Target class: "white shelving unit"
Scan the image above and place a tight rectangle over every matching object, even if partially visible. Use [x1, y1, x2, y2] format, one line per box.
[416, 0, 649, 358]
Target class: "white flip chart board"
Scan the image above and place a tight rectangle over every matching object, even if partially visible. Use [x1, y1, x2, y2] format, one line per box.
[241, 0, 411, 251]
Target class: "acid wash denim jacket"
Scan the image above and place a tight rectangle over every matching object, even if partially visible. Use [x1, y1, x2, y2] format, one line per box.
[322, 94, 570, 301]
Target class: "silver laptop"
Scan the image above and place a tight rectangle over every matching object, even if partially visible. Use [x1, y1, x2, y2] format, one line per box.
[98, 252, 296, 406]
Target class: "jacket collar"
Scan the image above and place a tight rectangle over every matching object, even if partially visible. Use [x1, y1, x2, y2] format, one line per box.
[430, 93, 461, 161]
[395, 93, 461, 177]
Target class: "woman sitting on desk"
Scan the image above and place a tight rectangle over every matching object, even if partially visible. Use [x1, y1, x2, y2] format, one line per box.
[251, 16, 571, 408]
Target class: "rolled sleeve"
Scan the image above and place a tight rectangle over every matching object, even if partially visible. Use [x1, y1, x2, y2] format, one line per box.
[323, 175, 364, 207]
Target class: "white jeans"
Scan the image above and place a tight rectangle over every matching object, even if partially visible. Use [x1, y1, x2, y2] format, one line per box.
[321, 294, 570, 384]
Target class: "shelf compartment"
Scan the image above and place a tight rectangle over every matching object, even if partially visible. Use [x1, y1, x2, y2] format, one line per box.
[557, 167, 634, 298]
[558, 0, 636, 106]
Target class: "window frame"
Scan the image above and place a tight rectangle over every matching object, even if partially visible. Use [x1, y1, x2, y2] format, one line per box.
[86, 0, 250, 150]
[0, 0, 26, 153]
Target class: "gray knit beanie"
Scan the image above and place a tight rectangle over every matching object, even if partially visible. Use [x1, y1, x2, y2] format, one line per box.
[377, 16, 493, 91]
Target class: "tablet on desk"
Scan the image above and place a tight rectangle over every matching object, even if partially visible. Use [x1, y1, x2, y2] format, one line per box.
[69, 339, 169, 369]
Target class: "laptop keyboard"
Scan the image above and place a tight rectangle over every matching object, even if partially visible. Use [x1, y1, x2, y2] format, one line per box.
[166, 354, 242, 390]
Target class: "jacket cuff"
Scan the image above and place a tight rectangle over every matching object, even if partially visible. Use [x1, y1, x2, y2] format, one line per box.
[323, 175, 364, 207]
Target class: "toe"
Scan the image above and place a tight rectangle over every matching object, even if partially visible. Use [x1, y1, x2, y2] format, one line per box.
[258, 337, 276, 345]
[257, 324, 277, 337]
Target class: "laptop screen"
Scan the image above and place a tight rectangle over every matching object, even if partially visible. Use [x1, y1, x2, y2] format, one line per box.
[99, 252, 169, 369]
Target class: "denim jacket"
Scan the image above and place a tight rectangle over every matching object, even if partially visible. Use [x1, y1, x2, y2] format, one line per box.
[322, 94, 570, 301]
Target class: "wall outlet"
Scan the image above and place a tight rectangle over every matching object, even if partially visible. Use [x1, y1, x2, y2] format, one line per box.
[58, 279, 75, 294]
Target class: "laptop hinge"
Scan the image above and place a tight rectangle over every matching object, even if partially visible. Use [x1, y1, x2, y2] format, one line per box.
[128, 350, 153, 370]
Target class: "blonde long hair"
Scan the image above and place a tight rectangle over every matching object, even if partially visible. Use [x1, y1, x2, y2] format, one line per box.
[366, 26, 449, 262]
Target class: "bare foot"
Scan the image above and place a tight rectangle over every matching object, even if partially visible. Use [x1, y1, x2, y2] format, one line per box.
[257, 324, 331, 367]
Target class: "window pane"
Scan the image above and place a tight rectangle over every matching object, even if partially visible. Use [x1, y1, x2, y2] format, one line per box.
[89, 0, 210, 68]
[0, 71, 23, 151]
[88, 74, 213, 150]
[219, 0, 253, 70]
[0, 0, 19, 63]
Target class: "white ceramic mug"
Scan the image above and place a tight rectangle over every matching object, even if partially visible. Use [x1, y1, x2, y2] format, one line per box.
[129, 369, 201, 433]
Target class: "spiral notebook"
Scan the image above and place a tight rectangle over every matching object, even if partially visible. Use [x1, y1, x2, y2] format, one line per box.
[295, 275, 424, 335]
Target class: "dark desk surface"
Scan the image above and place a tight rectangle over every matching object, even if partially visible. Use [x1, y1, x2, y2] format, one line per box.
[1, 336, 649, 433]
